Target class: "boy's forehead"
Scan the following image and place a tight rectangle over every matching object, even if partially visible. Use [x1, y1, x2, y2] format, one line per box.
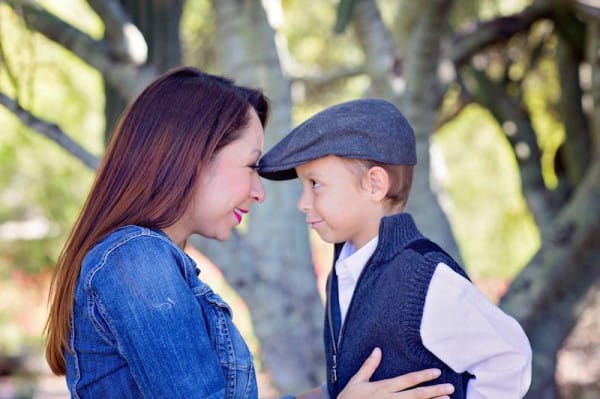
[295, 157, 326, 175]
[295, 155, 348, 175]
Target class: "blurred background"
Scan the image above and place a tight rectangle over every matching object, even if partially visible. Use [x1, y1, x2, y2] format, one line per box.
[0, 0, 598, 398]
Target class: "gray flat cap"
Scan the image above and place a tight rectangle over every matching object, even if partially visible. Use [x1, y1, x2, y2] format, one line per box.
[258, 98, 417, 181]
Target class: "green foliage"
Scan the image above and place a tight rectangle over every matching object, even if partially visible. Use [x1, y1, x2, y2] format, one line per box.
[280, 1, 368, 121]
[434, 105, 540, 278]
[0, 4, 102, 275]
[0, 0, 104, 353]
[449, 0, 533, 29]
[0, 0, 575, 365]
[39, 0, 103, 39]
[334, 0, 356, 34]
[181, 0, 220, 73]
[523, 46, 564, 189]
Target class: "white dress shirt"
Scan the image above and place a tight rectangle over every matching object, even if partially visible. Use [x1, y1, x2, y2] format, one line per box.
[334, 238, 532, 399]
[335, 237, 379, 322]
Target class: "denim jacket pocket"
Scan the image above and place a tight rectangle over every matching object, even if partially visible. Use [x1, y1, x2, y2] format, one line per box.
[203, 289, 233, 317]
[193, 284, 256, 399]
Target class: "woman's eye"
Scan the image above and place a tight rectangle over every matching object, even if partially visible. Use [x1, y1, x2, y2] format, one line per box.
[311, 180, 321, 188]
[248, 163, 260, 170]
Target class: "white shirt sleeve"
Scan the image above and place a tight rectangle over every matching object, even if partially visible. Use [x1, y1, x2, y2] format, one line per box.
[421, 263, 532, 399]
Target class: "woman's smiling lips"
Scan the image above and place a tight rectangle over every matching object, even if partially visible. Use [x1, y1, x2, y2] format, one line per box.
[233, 208, 249, 223]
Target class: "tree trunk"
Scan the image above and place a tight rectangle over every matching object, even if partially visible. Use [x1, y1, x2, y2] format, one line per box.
[556, 37, 590, 190]
[500, 161, 600, 398]
[190, 1, 325, 394]
[501, 14, 600, 398]
[351, 0, 462, 262]
[352, 0, 398, 100]
[399, 0, 462, 262]
[464, 66, 557, 228]
[102, 0, 183, 142]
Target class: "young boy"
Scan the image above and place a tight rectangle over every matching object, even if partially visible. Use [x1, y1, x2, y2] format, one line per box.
[258, 99, 532, 399]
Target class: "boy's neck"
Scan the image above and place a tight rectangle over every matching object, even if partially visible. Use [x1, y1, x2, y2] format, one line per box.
[349, 233, 379, 251]
[385, 202, 406, 216]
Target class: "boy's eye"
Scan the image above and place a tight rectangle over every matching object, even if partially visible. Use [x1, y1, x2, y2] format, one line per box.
[248, 162, 260, 170]
[311, 180, 321, 188]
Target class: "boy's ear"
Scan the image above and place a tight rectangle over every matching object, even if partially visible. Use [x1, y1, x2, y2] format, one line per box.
[366, 166, 389, 202]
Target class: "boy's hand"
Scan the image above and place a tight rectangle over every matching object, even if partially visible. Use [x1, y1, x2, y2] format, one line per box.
[338, 347, 455, 399]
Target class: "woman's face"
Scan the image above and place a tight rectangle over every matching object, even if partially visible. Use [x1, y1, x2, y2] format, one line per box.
[167, 108, 265, 244]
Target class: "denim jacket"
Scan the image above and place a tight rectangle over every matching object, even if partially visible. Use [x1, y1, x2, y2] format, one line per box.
[65, 225, 257, 398]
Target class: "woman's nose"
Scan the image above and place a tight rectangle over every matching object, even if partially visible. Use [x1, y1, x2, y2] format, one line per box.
[252, 175, 266, 203]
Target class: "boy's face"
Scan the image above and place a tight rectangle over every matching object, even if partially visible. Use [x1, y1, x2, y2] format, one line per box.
[295, 155, 385, 249]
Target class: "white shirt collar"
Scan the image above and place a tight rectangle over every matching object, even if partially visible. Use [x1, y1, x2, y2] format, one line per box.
[335, 236, 379, 283]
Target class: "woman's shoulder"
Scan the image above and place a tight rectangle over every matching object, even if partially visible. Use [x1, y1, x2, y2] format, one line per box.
[82, 225, 186, 275]
[93, 225, 174, 253]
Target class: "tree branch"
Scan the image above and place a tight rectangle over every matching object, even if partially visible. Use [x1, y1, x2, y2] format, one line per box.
[85, 0, 147, 64]
[0, 93, 99, 170]
[502, 17, 600, 396]
[501, 160, 600, 397]
[434, 80, 474, 128]
[353, 0, 399, 99]
[288, 65, 365, 87]
[8, 0, 109, 64]
[451, 1, 553, 66]
[6, 0, 157, 101]
[575, 0, 600, 20]
[589, 15, 600, 156]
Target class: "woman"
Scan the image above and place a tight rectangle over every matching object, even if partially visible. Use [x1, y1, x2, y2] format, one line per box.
[45, 67, 455, 398]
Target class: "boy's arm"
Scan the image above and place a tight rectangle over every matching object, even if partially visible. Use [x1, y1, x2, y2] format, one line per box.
[421, 263, 532, 399]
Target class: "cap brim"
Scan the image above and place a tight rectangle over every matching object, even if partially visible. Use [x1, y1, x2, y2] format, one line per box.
[257, 167, 298, 181]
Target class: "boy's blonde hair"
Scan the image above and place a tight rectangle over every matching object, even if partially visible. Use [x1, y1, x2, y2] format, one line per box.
[344, 159, 414, 208]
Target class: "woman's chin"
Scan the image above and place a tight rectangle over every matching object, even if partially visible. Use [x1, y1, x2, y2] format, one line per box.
[214, 229, 233, 242]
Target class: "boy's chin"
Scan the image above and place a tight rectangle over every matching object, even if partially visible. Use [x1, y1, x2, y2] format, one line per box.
[318, 235, 344, 245]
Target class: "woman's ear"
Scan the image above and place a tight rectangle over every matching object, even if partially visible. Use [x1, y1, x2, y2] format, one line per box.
[366, 166, 389, 202]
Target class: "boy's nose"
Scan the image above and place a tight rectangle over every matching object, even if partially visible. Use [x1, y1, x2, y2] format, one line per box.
[297, 192, 310, 213]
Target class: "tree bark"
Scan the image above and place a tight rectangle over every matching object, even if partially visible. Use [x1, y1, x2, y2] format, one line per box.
[464, 66, 556, 228]
[500, 161, 600, 398]
[348, 0, 462, 262]
[101, 0, 183, 142]
[501, 13, 600, 399]
[0, 93, 99, 169]
[399, 0, 462, 262]
[6, 0, 157, 102]
[556, 36, 590, 189]
[192, 1, 325, 394]
[4, 1, 600, 395]
[352, 0, 398, 100]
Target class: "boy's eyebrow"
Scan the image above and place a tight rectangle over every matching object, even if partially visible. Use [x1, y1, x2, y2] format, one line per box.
[297, 168, 318, 180]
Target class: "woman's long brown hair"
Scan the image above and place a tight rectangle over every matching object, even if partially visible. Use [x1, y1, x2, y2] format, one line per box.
[45, 67, 269, 375]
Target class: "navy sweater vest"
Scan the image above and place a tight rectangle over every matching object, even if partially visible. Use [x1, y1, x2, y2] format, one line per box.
[324, 213, 472, 398]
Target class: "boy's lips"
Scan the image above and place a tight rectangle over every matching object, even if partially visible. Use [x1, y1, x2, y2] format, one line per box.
[307, 219, 324, 228]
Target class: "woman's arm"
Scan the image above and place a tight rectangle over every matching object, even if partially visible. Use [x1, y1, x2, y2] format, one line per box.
[295, 348, 454, 399]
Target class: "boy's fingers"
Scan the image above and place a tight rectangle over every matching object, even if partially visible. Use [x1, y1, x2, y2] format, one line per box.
[347, 347, 382, 384]
[412, 384, 454, 398]
[395, 382, 454, 399]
